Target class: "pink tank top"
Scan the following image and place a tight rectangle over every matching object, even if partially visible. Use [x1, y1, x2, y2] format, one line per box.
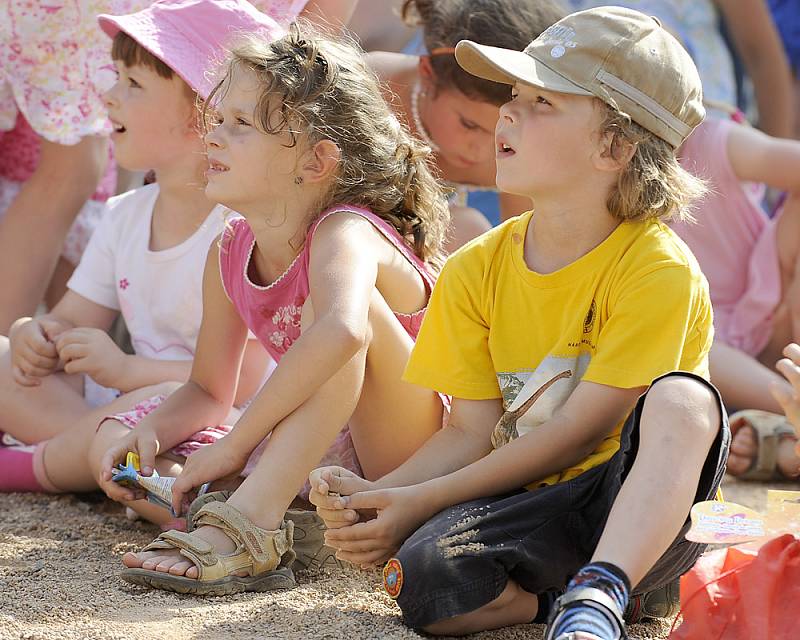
[671, 117, 780, 356]
[219, 205, 436, 362]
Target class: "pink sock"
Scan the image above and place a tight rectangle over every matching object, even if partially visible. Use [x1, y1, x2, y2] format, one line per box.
[0, 445, 46, 492]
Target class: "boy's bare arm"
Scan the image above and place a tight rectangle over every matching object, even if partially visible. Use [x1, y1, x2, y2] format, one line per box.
[373, 397, 503, 490]
[418, 381, 643, 511]
[325, 380, 644, 562]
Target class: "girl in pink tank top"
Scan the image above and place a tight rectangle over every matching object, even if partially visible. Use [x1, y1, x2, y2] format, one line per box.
[673, 116, 800, 482]
[110, 27, 452, 593]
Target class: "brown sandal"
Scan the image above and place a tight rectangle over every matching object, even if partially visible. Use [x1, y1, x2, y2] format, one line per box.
[120, 501, 296, 595]
[729, 410, 798, 481]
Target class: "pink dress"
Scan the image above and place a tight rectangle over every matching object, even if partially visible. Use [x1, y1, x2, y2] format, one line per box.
[672, 117, 781, 357]
[219, 205, 438, 491]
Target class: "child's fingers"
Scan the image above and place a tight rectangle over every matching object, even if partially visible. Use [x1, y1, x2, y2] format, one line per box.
[308, 468, 328, 494]
[54, 331, 75, 352]
[99, 475, 136, 503]
[15, 354, 53, 377]
[62, 358, 90, 376]
[136, 436, 160, 477]
[771, 382, 800, 432]
[316, 478, 330, 496]
[324, 519, 381, 544]
[339, 489, 388, 511]
[100, 443, 128, 480]
[308, 487, 345, 511]
[28, 330, 58, 358]
[59, 342, 88, 363]
[12, 365, 40, 386]
[777, 357, 800, 389]
[19, 364, 53, 378]
[39, 318, 68, 342]
[20, 350, 58, 371]
[783, 343, 800, 364]
[315, 506, 358, 529]
[335, 547, 392, 567]
[326, 535, 381, 554]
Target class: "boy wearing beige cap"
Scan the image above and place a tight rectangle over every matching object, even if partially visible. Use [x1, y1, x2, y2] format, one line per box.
[310, 7, 729, 640]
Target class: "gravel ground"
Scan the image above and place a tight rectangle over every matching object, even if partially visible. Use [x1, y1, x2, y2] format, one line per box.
[0, 477, 784, 640]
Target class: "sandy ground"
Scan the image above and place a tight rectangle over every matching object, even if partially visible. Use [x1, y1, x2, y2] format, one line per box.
[0, 477, 787, 640]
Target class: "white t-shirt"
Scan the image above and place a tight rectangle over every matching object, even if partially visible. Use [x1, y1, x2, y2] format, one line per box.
[68, 183, 225, 361]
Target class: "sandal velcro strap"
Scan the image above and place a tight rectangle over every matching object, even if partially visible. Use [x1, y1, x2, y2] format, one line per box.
[192, 501, 294, 574]
[545, 586, 628, 640]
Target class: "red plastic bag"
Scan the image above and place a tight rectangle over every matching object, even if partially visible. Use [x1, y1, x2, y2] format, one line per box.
[670, 534, 800, 640]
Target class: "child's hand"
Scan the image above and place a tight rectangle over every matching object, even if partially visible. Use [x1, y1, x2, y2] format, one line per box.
[308, 466, 373, 529]
[8, 317, 65, 385]
[55, 328, 127, 389]
[771, 343, 800, 453]
[170, 438, 249, 516]
[323, 484, 435, 568]
[97, 426, 160, 503]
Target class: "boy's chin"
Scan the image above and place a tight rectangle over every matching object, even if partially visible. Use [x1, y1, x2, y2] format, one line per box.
[495, 176, 534, 200]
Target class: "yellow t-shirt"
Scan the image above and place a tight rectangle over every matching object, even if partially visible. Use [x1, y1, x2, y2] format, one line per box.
[404, 211, 714, 487]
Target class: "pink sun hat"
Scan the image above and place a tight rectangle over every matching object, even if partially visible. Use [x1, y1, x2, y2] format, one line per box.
[98, 0, 284, 99]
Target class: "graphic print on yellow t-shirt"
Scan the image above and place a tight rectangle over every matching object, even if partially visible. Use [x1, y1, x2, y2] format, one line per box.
[492, 353, 588, 448]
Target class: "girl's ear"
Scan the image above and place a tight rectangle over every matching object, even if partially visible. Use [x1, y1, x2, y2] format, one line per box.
[418, 55, 437, 93]
[301, 139, 341, 184]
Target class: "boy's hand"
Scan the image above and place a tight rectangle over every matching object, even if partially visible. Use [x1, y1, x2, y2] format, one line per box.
[55, 328, 127, 389]
[308, 466, 374, 529]
[170, 438, 249, 516]
[323, 484, 435, 568]
[97, 425, 160, 503]
[8, 317, 66, 385]
[771, 343, 800, 454]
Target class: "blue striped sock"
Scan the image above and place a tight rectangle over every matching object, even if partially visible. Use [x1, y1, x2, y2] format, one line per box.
[551, 562, 630, 640]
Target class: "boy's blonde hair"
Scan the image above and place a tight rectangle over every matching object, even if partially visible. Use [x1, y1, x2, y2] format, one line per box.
[599, 103, 706, 224]
[206, 24, 450, 268]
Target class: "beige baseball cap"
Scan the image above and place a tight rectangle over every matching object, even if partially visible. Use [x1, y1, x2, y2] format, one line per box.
[455, 5, 704, 148]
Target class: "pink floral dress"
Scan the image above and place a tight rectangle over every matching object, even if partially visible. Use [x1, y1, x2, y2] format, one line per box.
[0, 0, 309, 264]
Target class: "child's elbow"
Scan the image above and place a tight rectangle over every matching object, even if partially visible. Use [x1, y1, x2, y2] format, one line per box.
[330, 320, 369, 357]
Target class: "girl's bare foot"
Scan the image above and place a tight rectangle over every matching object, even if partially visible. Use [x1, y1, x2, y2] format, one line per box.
[122, 525, 242, 578]
[727, 422, 800, 479]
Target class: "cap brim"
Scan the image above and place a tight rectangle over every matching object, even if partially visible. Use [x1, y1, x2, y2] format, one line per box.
[455, 40, 592, 97]
[97, 14, 123, 39]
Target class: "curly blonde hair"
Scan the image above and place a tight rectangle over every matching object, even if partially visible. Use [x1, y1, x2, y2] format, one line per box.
[205, 24, 450, 268]
[599, 104, 706, 223]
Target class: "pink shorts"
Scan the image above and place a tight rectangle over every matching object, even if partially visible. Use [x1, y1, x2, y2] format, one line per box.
[102, 395, 362, 501]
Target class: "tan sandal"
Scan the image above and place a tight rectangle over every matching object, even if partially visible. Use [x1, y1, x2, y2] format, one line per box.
[186, 491, 343, 572]
[729, 410, 798, 481]
[120, 501, 296, 595]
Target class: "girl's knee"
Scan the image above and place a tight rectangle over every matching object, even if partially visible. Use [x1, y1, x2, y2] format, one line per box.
[643, 375, 721, 445]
